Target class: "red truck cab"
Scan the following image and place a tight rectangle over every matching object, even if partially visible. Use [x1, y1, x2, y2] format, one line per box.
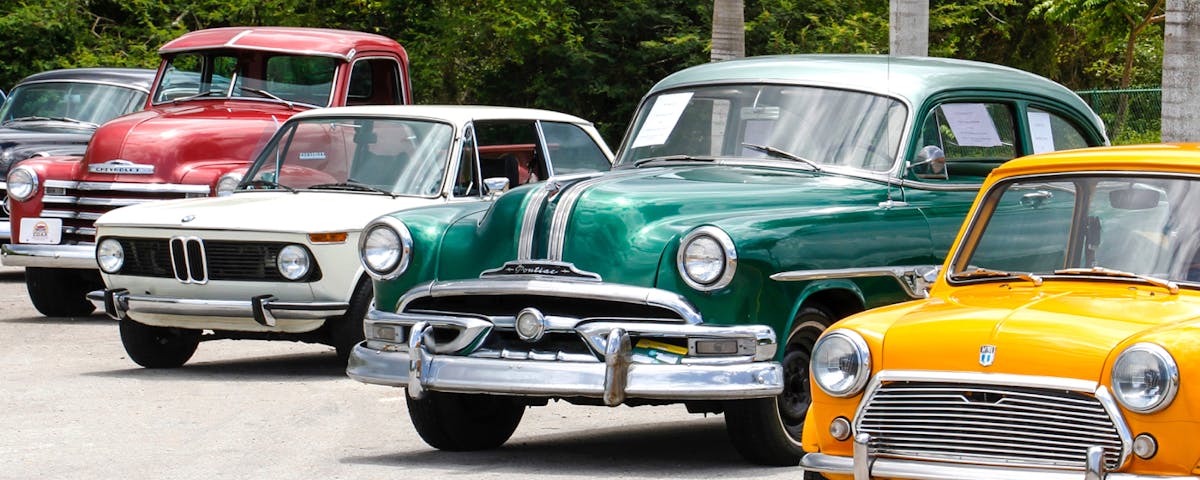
[1, 27, 412, 316]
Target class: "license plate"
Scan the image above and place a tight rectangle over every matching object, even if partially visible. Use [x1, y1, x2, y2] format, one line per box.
[19, 218, 62, 244]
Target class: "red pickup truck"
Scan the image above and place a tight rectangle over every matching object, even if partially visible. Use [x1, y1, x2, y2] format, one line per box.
[2, 26, 412, 316]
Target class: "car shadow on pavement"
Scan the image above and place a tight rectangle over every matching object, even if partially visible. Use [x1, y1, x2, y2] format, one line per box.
[2, 313, 112, 325]
[342, 418, 761, 474]
[85, 352, 349, 381]
[0, 269, 24, 283]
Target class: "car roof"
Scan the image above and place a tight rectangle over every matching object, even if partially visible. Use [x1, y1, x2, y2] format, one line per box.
[992, 143, 1200, 179]
[13, 68, 157, 93]
[285, 105, 596, 127]
[158, 27, 404, 61]
[650, 54, 1093, 116]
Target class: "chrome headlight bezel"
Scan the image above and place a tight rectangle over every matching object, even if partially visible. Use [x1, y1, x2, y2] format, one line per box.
[215, 172, 244, 197]
[95, 238, 125, 274]
[1111, 342, 1179, 414]
[677, 226, 737, 291]
[276, 244, 312, 281]
[811, 329, 872, 398]
[7, 166, 38, 202]
[359, 216, 412, 281]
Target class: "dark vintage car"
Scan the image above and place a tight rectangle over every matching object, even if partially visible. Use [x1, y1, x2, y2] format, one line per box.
[0, 68, 156, 243]
[345, 55, 1110, 464]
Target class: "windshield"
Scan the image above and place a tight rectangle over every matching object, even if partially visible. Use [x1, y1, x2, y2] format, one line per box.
[0, 81, 146, 127]
[616, 84, 907, 171]
[242, 117, 453, 197]
[952, 174, 1200, 285]
[153, 51, 338, 107]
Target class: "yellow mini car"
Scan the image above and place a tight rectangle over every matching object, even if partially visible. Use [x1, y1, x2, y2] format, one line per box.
[800, 144, 1200, 479]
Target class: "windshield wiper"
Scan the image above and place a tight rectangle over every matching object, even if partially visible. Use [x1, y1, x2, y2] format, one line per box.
[2, 116, 97, 128]
[1053, 267, 1179, 294]
[632, 155, 715, 168]
[239, 87, 302, 109]
[171, 90, 225, 104]
[241, 178, 298, 194]
[951, 267, 1043, 286]
[307, 182, 396, 198]
[741, 142, 822, 172]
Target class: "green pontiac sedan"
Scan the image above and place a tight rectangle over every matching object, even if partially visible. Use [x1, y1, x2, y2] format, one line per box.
[346, 55, 1108, 464]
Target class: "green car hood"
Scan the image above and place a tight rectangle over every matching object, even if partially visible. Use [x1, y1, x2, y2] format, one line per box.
[448, 164, 891, 286]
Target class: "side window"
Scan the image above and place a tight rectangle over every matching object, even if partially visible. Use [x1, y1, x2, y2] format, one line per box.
[347, 58, 403, 106]
[453, 126, 480, 197]
[474, 121, 542, 188]
[1027, 107, 1091, 153]
[914, 102, 1016, 180]
[540, 122, 611, 175]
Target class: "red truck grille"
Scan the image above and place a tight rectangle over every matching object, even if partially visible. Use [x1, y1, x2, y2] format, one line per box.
[39, 180, 210, 244]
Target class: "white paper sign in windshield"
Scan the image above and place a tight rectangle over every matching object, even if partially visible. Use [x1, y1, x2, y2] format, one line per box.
[1027, 111, 1056, 154]
[630, 92, 694, 148]
[941, 103, 1002, 147]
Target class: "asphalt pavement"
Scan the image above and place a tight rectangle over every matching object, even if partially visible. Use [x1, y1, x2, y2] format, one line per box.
[0, 265, 801, 479]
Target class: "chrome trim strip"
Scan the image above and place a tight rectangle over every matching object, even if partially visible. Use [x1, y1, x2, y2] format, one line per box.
[771, 265, 939, 299]
[0, 220, 9, 241]
[43, 179, 211, 194]
[0, 243, 96, 268]
[517, 184, 553, 260]
[800, 453, 1194, 480]
[852, 370, 1133, 471]
[86, 289, 348, 321]
[346, 342, 784, 401]
[396, 278, 705, 325]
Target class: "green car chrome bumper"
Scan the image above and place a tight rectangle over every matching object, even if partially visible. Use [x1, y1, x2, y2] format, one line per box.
[347, 305, 783, 405]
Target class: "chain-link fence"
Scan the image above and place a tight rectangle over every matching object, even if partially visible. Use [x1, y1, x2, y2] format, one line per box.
[1076, 87, 1161, 145]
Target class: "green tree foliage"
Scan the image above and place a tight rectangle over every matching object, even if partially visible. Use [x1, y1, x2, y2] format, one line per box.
[0, 0, 1168, 146]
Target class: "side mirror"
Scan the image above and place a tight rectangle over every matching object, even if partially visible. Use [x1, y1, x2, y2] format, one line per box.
[909, 145, 948, 180]
[483, 177, 510, 196]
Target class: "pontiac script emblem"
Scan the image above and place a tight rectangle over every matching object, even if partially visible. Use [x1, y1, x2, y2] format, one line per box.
[88, 159, 155, 175]
[481, 261, 601, 281]
[979, 345, 996, 367]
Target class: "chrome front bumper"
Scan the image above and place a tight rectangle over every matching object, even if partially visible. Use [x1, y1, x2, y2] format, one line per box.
[347, 308, 783, 405]
[88, 288, 348, 328]
[1, 243, 96, 268]
[801, 434, 1198, 480]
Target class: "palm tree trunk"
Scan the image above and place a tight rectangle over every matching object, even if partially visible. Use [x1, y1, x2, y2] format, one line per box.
[1162, 0, 1200, 142]
[711, 0, 744, 62]
[890, 0, 929, 56]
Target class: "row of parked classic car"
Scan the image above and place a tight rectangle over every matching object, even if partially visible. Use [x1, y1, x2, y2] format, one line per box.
[1, 25, 1197, 479]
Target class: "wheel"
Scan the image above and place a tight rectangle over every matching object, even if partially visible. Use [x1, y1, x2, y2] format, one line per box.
[330, 277, 372, 365]
[119, 318, 201, 368]
[725, 305, 833, 465]
[406, 391, 525, 451]
[25, 267, 101, 317]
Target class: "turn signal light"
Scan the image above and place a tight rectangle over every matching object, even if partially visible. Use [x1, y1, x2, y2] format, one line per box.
[309, 232, 348, 243]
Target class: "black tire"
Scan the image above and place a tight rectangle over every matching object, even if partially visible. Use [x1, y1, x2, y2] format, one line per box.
[406, 391, 525, 451]
[25, 267, 101, 317]
[119, 318, 201, 368]
[725, 305, 833, 465]
[330, 277, 372, 365]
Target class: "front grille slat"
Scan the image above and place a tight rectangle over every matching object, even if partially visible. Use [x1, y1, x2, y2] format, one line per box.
[42, 182, 206, 243]
[857, 380, 1125, 471]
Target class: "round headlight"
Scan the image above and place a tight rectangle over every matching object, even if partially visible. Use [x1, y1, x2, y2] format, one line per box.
[276, 244, 311, 281]
[216, 172, 243, 197]
[7, 166, 38, 202]
[96, 238, 125, 274]
[1111, 343, 1179, 413]
[359, 218, 412, 280]
[811, 329, 871, 398]
[677, 226, 737, 291]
